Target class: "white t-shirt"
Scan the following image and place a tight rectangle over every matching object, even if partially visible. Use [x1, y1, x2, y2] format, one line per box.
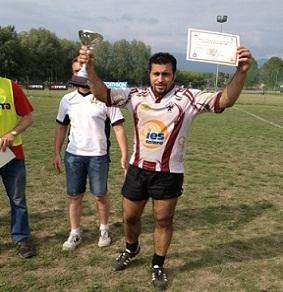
[56, 90, 124, 156]
[107, 85, 223, 173]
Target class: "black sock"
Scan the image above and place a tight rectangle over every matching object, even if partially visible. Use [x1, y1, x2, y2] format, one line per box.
[152, 253, 165, 268]
[126, 241, 139, 253]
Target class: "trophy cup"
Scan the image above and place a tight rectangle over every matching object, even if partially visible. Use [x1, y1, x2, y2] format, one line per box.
[70, 29, 103, 87]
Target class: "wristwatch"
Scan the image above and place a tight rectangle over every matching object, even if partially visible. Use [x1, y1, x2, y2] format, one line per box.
[10, 130, 18, 137]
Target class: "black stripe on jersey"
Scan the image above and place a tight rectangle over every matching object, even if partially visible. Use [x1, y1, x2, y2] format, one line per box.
[78, 90, 92, 97]
[104, 117, 111, 160]
[56, 115, 70, 125]
[111, 118, 125, 126]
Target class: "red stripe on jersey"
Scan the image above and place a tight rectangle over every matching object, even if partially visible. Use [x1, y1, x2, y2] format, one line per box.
[130, 88, 139, 95]
[142, 160, 156, 171]
[176, 88, 199, 111]
[183, 89, 199, 111]
[182, 89, 194, 102]
[161, 106, 185, 172]
[133, 103, 141, 166]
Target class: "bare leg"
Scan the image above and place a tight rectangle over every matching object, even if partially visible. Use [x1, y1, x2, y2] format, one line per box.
[123, 197, 147, 244]
[153, 198, 178, 256]
[68, 194, 84, 229]
[95, 195, 109, 225]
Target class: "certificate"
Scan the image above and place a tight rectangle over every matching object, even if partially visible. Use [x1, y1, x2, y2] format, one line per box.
[186, 28, 240, 66]
[0, 148, 15, 168]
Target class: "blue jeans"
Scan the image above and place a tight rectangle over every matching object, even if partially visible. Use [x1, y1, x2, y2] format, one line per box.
[64, 152, 109, 196]
[0, 159, 30, 244]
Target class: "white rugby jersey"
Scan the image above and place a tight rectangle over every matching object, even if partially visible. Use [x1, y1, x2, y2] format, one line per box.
[107, 85, 223, 173]
[56, 90, 124, 156]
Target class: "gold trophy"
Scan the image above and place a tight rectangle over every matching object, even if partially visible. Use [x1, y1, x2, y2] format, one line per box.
[70, 29, 103, 87]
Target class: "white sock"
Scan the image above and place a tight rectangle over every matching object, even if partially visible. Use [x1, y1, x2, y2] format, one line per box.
[70, 228, 81, 236]
[100, 224, 109, 233]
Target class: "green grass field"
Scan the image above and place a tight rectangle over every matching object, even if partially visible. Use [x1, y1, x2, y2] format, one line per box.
[0, 91, 282, 291]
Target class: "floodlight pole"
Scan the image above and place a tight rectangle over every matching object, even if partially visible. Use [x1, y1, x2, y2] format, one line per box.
[215, 15, 228, 90]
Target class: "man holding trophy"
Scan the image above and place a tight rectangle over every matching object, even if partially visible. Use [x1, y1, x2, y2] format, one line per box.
[78, 30, 252, 289]
[53, 30, 128, 251]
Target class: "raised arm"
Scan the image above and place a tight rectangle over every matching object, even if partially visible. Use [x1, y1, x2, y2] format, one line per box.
[79, 46, 108, 103]
[219, 47, 252, 109]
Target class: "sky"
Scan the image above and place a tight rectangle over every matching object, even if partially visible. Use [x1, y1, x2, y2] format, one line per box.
[0, 0, 282, 60]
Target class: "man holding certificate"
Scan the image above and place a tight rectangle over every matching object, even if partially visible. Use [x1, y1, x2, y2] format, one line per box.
[0, 76, 36, 258]
[79, 44, 252, 290]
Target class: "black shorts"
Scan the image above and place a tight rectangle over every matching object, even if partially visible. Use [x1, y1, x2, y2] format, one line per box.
[122, 165, 184, 201]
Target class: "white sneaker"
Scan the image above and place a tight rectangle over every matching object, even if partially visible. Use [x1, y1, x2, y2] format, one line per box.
[98, 230, 111, 247]
[62, 233, 82, 251]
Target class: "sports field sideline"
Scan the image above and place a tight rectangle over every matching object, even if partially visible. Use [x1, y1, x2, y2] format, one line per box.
[0, 91, 282, 291]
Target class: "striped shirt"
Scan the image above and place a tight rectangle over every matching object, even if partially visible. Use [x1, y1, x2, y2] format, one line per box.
[107, 85, 223, 173]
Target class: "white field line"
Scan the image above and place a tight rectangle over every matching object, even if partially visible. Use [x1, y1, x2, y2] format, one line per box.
[234, 106, 283, 129]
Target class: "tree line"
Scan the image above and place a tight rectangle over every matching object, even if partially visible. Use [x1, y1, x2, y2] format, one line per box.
[0, 26, 151, 86]
[0, 25, 282, 89]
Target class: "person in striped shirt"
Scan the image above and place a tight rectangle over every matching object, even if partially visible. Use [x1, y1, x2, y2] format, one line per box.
[79, 46, 252, 290]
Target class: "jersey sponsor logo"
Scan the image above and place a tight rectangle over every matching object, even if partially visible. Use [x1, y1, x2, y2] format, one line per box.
[140, 103, 151, 111]
[146, 132, 164, 145]
[140, 120, 169, 150]
[0, 102, 11, 110]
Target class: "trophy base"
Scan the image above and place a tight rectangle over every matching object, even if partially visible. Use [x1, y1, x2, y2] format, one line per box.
[69, 75, 90, 88]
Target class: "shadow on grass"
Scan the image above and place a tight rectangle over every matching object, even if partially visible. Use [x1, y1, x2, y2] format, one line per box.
[139, 200, 274, 233]
[0, 201, 275, 252]
[0, 209, 104, 250]
[169, 232, 283, 275]
[0, 209, 65, 225]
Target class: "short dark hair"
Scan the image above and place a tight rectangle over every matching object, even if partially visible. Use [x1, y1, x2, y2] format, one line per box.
[148, 52, 177, 74]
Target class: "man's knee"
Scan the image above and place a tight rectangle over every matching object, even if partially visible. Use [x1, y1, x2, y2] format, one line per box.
[122, 198, 146, 225]
[95, 196, 109, 212]
[69, 194, 83, 202]
[95, 195, 108, 204]
[124, 213, 141, 226]
[155, 215, 174, 229]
